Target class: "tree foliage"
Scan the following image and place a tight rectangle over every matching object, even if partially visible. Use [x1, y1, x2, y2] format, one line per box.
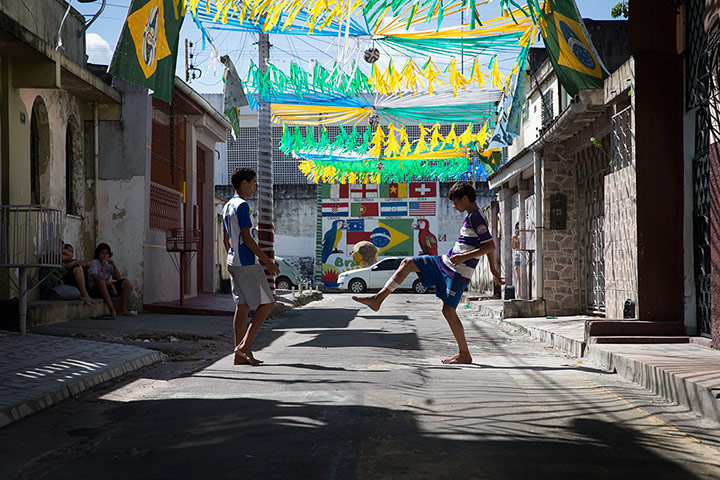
[611, 2, 629, 18]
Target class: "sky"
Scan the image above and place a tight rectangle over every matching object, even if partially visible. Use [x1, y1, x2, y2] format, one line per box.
[74, 0, 622, 95]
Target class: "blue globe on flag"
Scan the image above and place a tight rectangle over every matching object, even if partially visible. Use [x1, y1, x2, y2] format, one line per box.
[370, 227, 391, 248]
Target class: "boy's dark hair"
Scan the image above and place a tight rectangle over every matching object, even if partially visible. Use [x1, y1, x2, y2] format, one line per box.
[94, 243, 113, 260]
[448, 181, 476, 202]
[231, 167, 256, 192]
[64, 243, 73, 250]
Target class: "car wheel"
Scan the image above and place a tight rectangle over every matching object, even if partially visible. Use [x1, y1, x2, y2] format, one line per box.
[348, 278, 366, 293]
[276, 277, 292, 290]
[413, 279, 428, 294]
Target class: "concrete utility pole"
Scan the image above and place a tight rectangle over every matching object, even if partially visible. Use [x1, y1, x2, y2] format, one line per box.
[257, 32, 275, 289]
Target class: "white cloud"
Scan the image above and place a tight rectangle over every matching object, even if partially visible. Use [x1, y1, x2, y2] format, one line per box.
[86, 33, 113, 66]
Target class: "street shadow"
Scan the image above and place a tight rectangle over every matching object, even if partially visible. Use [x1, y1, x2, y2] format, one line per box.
[274, 307, 360, 329]
[4, 397, 709, 480]
[290, 329, 421, 350]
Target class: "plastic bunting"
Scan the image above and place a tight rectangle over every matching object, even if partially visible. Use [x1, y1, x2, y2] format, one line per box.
[283, 122, 496, 183]
[191, 4, 370, 36]
[184, 0, 364, 34]
[245, 56, 504, 99]
[281, 122, 489, 158]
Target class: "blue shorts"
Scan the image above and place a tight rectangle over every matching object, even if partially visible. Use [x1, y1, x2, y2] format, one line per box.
[412, 255, 467, 309]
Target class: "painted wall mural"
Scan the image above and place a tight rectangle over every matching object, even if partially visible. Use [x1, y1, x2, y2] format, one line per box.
[319, 182, 439, 288]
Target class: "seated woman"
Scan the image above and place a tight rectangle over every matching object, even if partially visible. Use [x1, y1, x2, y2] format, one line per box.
[61, 243, 93, 306]
[88, 243, 136, 318]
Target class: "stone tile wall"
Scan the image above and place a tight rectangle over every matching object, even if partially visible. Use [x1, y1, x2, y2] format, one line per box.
[542, 150, 581, 315]
[604, 163, 638, 319]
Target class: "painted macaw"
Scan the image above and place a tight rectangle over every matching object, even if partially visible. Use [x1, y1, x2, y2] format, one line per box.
[322, 220, 345, 263]
[415, 219, 438, 256]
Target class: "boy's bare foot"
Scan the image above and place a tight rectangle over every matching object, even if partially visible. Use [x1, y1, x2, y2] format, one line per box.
[234, 353, 250, 365]
[234, 348, 260, 366]
[441, 353, 472, 364]
[119, 310, 137, 317]
[352, 295, 381, 312]
[81, 295, 93, 306]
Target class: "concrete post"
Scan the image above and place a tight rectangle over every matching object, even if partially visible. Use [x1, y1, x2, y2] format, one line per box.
[534, 150, 544, 300]
[518, 179, 529, 299]
[500, 186, 514, 299]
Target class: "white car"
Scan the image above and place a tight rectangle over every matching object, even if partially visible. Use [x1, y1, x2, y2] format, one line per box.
[337, 257, 429, 294]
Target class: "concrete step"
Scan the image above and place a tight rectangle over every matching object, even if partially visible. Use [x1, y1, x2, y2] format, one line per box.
[585, 320, 686, 339]
[0, 297, 120, 330]
[589, 335, 690, 344]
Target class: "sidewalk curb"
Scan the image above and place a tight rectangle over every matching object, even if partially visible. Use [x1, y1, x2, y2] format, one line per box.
[477, 315, 586, 358]
[586, 344, 720, 424]
[470, 309, 720, 424]
[0, 346, 164, 428]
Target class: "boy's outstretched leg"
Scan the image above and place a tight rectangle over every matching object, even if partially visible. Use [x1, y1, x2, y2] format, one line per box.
[353, 258, 420, 311]
[234, 302, 273, 365]
[440, 303, 472, 364]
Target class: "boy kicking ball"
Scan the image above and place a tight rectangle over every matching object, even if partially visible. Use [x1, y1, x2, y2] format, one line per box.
[353, 181, 504, 364]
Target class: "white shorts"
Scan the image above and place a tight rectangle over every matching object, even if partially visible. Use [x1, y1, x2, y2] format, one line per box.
[228, 264, 274, 308]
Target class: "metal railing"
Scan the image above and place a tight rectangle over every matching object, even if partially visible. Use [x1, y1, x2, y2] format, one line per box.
[0, 205, 63, 335]
[0, 205, 63, 267]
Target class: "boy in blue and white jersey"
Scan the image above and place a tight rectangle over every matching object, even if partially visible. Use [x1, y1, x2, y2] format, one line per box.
[353, 181, 504, 365]
[222, 167, 280, 366]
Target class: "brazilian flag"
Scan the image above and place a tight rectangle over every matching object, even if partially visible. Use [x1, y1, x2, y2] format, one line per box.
[108, 0, 186, 104]
[539, 0, 608, 96]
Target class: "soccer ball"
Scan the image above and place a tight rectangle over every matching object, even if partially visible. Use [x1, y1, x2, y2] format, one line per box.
[363, 47, 380, 64]
[352, 240, 378, 267]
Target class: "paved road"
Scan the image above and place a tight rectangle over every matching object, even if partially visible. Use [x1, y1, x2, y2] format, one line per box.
[3, 294, 720, 479]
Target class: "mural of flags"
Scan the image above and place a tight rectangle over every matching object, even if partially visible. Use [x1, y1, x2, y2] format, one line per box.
[351, 202, 379, 217]
[321, 184, 349, 199]
[539, 0, 608, 96]
[409, 182, 437, 198]
[108, 0, 186, 104]
[346, 219, 371, 244]
[322, 202, 349, 217]
[380, 202, 408, 217]
[350, 184, 379, 198]
[409, 201, 436, 216]
[379, 183, 408, 198]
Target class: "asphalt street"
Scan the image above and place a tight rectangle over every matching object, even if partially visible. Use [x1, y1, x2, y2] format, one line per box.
[2, 293, 720, 479]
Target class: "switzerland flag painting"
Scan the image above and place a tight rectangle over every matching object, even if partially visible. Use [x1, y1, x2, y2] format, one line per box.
[409, 182, 437, 198]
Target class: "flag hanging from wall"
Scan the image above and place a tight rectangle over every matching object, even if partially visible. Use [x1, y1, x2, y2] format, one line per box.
[539, 0, 609, 96]
[221, 55, 249, 140]
[108, 0, 186, 104]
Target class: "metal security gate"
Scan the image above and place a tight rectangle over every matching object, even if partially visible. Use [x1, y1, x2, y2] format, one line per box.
[577, 138, 610, 315]
[687, 0, 713, 337]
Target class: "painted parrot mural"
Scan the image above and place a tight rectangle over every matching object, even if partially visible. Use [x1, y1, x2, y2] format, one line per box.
[322, 219, 346, 263]
[414, 218, 438, 256]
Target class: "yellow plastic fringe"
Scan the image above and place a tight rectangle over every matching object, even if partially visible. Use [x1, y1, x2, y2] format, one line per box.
[185, 0, 363, 33]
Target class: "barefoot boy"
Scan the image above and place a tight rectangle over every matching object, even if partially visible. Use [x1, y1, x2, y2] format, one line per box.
[353, 181, 504, 364]
[223, 167, 280, 366]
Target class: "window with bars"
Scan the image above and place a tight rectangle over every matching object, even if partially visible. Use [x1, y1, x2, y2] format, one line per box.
[541, 90, 554, 127]
[149, 183, 181, 231]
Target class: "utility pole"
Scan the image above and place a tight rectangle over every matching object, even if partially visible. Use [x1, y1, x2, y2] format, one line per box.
[184, 38, 189, 82]
[256, 32, 275, 289]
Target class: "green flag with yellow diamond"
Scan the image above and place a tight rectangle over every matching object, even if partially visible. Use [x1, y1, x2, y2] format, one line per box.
[539, 0, 608, 96]
[108, 0, 185, 104]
